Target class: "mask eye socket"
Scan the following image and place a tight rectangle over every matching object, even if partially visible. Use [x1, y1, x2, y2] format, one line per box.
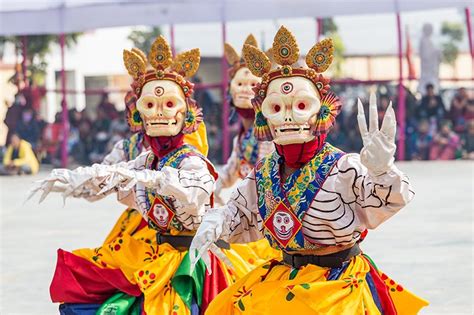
[293, 101, 309, 111]
[273, 104, 281, 113]
[238, 82, 242, 86]
[137, 95, 158, 114]
[166, 101, 174, 108]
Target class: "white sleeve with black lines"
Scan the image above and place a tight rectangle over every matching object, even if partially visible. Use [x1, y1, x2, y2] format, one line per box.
[153, 155, 216, 230]
[334, 153, 415, 230]
[220, 170, 264, 244]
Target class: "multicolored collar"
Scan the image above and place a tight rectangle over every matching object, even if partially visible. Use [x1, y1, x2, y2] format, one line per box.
[254, 142, 345, 252]
[123, 132, 144, 161]
[237, 125, 260, 178]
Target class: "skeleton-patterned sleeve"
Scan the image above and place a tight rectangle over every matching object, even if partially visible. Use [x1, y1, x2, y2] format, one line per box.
[152, 156, 216, 218]
[102, 139, 127, 165]
[333, 153, 414, 229]
[215, 170, 264, 243]
[73, 153, 148, 205]
[217, 137, 240, 189]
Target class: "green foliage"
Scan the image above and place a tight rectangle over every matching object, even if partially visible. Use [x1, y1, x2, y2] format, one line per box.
[321, 18, 345, 77]
[0, 33, 81, 85]
[127, 27, 163, 54]
[322, 18, 338, 35]
[441, 22, 463, 41]
[440, 21, 464, 66]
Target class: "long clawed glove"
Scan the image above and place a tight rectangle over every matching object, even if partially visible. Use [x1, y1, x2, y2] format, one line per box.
[357, 93, 397, 177]
[27, 166, 105, 203]
[189, 210, 233, 275]
[28, 164, 165, 203]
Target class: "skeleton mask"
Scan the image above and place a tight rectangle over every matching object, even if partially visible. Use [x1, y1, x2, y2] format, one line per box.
[230, 67, 260, 109]
[261, 77, 321, 145]
[273, 211, 294, 241]
[136, 80, 186, 137]
[153, 204, 169, 228]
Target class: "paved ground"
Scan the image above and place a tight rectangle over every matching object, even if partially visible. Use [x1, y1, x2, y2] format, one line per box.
[0, 161, 472, 314]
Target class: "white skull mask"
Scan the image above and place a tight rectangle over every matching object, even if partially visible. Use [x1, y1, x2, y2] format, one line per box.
[153, 204, 169, 227]
[230, 67, 260, 109]
[273, 211, 294, 241]
[137, 80, 187, 137]
[261, 77, 321, 145]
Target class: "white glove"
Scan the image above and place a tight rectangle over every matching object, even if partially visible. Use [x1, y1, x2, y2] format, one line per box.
[189, 210, 232, 275]
[28, 167, 99, 203]
[357, 93, 397, 177]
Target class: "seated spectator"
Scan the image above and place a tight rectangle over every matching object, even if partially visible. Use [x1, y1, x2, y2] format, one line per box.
[447, 87, 468, 134]
[4, 92, 26, 146]
[16, 107, 42, 151]
[326, 121, 347, 151]
[408, 119, 432, 160]
[87, 106, 113, 163]
[98, 92, 119, 120]
[71, 119, 93, 165]
[377, 94, 391, 125]
[1, 133, 39, 175]
[465, 99, 474, 121]
[461, 119, 474, 160]
[344, 99, 364, 153]
[416, 83, 446, 126]
[429, 120, 460, 160]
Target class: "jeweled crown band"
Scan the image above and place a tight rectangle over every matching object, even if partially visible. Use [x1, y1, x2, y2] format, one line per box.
[131, 70, 195, 98]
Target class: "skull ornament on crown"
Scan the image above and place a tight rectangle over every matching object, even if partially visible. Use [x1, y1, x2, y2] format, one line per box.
[224, 34, 261, 110]
[242, 26, 342, 145]
[123, 36, 202, 137]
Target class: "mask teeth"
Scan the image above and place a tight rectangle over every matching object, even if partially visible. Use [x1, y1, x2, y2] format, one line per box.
[168, 121, 173, 126]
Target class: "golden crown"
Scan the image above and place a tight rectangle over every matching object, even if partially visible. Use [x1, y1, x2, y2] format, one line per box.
[224, 34, 259, 78]
[123, 35, 200, 98]
[242, 26, 334, 101]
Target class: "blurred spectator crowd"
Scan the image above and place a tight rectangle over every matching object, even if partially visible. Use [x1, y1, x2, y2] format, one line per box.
[2, 84, 473, 175]
[3, 92, 129, 168]
[328, 84, 474, 161]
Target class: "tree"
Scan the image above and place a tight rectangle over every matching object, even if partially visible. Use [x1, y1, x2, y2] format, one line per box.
[0, 34, 81, 85]
[127, 27, 163, 54]
[440, 21, 464, 68]
[321, 18, 345, 77]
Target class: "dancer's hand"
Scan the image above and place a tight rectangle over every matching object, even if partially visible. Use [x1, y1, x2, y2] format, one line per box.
[189, 211, 232, 275]
[357, 93, 397, 176]
[28, 168, 93, 203]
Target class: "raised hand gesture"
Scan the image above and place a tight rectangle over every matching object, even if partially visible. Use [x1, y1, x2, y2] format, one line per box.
[357, 93, 397, 176]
